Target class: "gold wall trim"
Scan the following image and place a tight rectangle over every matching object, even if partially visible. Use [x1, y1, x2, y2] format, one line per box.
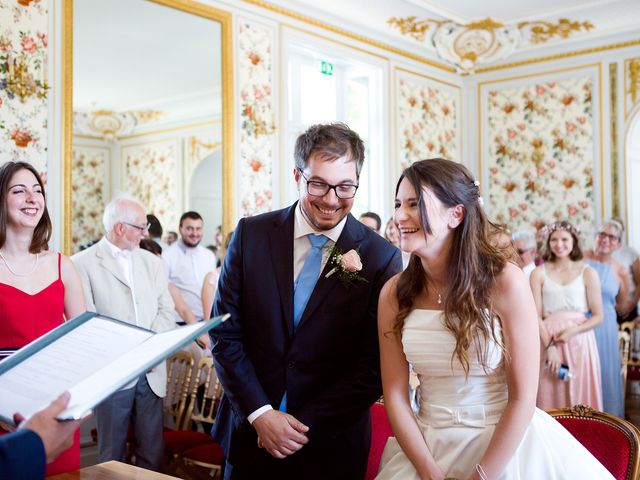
[283, 24, 389, 62]
[62, 0, 73, 255]
[477, 63, 606, 215]
[63, 0, 235, 250]
[610, 63, 619, 219]
[476, 38, 640, 74]
[244, 0, 456, 73]
[625, 58, 640, 120]
[245, 0, 640, 77]
[395, 66, 461, 90]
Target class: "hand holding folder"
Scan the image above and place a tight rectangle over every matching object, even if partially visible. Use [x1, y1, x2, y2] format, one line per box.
[0, 312, 228, 424]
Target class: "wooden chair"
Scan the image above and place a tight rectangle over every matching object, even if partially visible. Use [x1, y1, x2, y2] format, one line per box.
[547, 404, 640, 480]
[620, 321, 640, 397]
[162, 351, 196, 473]
[180, 357, 225, 479]
[619, 330, 631, 394]
[164, 351, 195, 429]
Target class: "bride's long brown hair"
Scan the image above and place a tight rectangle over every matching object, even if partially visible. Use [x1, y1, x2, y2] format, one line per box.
[394, 159, 514, 375]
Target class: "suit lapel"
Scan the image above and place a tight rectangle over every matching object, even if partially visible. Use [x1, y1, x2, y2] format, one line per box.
[96, 239, 131, 289]
[268, 205, 296, 337]
[296, 214, 364, 331]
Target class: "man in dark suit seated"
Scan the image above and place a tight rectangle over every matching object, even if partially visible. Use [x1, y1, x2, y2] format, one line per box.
[211, 122, 402, 479]
[0, 392, 81, 480]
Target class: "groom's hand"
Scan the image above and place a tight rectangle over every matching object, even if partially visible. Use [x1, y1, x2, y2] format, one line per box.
[253, 410, 309, 459]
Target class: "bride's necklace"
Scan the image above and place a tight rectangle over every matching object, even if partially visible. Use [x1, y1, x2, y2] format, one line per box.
[430, 283, 443, 305]
[0, 250, 39, 277]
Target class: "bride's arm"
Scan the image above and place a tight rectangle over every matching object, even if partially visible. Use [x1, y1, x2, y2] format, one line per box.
[471, 263, 539, 480]
[378, 276, 444, 480]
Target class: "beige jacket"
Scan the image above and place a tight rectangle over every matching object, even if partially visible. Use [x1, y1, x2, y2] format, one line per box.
[72, 238, 175, 397]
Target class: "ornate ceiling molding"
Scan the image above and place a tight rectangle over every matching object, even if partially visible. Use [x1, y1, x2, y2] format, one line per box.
[388, 16, 593, 73]
[73, 109, 166, 141]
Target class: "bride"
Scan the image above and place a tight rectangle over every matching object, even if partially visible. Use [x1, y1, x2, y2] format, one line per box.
[376, 158, 613, 479]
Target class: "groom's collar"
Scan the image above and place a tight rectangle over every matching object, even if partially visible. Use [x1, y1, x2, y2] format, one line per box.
[293, 202, 346, 244]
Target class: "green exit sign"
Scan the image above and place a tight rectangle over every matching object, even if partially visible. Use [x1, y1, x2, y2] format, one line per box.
[320, 61, 334, 76]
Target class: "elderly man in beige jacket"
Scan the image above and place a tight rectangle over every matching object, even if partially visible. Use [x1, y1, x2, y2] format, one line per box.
[72, 197, 175, 471]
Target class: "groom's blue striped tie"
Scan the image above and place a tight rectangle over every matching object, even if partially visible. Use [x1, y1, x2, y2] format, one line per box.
[280, 233, 329, 412]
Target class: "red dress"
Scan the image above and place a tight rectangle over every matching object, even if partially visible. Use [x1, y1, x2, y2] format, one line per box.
[0, 253, 80, 475]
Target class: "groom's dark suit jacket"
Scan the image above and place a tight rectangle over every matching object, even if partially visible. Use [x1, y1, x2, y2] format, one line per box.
[211, 203, 402, 479]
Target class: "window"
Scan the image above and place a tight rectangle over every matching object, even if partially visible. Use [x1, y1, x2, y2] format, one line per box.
[284, 40, 385, 220]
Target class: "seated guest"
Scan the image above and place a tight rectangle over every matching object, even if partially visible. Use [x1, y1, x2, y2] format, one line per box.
[72, 197, 175, 471]
[531, 221, 604, 411]
[140, 238, 162, 256]
[359, 211, 382, 234]
[384, 216, 400, 248]
[146, 214, 167, 250]
[384, 216, 410, 270]
[585, 221, 630, 417]
[164, 231, 178, 246]
[512, 230, 537, 281]
[0, 161, 85, 475]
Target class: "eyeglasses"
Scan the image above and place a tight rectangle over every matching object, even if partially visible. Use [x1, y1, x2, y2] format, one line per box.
[122, 222, 150, 233]
[596, 231, 619, 242]
[516, 248, 532, 255]
[298, 169, 358, 199]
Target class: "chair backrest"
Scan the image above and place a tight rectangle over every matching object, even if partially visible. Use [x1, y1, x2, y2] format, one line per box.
[182, 357, 223, 431]
[164, 350, 195, 430]
[547, 404, 640, 480]
[619, 330, 631, 392]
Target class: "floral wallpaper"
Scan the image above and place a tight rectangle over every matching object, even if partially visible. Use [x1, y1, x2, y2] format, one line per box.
[0, 0, 48, 175]
[396, 71, 458, 169]
[123, 140, 179, 232]
[486, 76, 596, 240]
[238, 19, 276, 217]
[71, 145, 108, 252]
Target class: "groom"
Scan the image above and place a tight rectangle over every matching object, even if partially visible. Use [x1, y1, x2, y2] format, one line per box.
[211, 123, 402, 479]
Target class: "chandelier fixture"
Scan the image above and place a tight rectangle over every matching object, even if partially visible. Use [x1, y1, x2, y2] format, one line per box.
[388, 16, 594, 73]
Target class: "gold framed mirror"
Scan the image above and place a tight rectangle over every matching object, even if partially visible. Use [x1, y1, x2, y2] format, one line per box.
[62, 0, 233, 254]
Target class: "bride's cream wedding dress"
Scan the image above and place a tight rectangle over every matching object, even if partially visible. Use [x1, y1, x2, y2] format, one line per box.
[376, 310, 614, 479]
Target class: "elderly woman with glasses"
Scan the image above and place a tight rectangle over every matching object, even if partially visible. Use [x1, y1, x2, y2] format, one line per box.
[0, 161, 86, 475]
[584, 220, 630, 417]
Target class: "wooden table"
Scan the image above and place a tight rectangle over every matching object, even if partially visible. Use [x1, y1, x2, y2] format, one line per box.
[48, 461, 181, 479]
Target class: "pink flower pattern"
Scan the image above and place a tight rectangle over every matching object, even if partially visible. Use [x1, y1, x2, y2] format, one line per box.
[71, 147, 107, 252]
[397, 74, 458, 169]
[487, 76, 595, 240]
[124, 142, 179, 232]
[0, 3, 48, 171]
[238, 21, 276, 217]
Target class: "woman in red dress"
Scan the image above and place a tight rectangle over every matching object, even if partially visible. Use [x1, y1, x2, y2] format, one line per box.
[0, 161, 86, 475]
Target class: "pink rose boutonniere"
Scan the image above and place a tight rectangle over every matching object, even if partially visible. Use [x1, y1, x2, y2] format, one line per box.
[325, 247, 367, 287]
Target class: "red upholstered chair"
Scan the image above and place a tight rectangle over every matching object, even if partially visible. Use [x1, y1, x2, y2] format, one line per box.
[547, 405, 640, 480]
[365, 401, 394, 480]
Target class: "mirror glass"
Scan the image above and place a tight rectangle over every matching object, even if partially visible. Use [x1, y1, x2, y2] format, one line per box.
[70, 0, 227, 252]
